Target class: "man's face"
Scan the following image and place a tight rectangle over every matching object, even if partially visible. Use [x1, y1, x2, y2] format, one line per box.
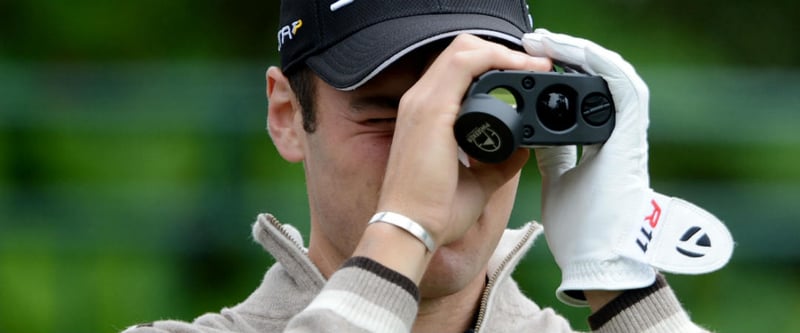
[299, 52, 522, 298]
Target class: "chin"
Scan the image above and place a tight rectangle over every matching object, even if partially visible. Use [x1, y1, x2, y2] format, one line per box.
[418, 241, 489, 299]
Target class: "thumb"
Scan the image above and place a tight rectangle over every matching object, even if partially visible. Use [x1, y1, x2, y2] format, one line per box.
[534, 146, 577, 179]
[469, 148, 531, 193]
[522, 28, 593, 74]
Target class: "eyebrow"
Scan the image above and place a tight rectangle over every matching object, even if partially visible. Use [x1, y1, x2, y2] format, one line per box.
[349, 95, 400, 113]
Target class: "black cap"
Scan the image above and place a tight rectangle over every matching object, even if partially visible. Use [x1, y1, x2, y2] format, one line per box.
[277, 0, 534, 90]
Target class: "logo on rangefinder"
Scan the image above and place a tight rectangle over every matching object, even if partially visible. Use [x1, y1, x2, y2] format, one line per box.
[466, 122, 501, 153]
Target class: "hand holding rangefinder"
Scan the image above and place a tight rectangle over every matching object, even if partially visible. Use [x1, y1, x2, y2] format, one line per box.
[454, 70, 615, 163]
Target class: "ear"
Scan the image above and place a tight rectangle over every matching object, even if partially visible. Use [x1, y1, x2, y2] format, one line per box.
[266, 66, 305, 162]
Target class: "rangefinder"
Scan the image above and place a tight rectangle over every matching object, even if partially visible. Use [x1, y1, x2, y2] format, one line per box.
[454, 70, 615, 163]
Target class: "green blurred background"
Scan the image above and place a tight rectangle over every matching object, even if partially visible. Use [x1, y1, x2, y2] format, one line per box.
[1, 1, 798, 332]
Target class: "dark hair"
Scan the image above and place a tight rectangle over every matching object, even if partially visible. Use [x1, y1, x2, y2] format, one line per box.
[286, 66, 318, 133]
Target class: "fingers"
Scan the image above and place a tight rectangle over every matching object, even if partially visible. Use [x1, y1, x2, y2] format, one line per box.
[523, 29, 650, 155]
[522, 28, 594, 74]
[523, 29, 642, 90]
[379, 35, 551, 244]
[535, 146, 578, 179]
[416, 34, 552, 105]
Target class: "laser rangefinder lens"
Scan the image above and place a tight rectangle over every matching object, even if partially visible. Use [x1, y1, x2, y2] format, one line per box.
[537, 85, 577, 132]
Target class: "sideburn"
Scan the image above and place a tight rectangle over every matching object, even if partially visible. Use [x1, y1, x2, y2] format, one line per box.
[287, 67, 318, 133]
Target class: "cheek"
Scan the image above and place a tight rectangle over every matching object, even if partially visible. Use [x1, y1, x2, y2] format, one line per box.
[340, 137, 393, 204]
[359, 135, 393, 169]
[308, 127, 392, 172]
[308, 135, 395, 258]
[318, 134, 392, 183]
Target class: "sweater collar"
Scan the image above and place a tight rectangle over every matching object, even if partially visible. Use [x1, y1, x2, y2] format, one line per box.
[251, 213, 542, 289]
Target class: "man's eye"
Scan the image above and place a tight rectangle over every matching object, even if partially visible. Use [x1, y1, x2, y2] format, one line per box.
[365, 118, 396, 124]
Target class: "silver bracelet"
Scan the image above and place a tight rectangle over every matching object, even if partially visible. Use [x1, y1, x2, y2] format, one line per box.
[368, 211, 436, 253]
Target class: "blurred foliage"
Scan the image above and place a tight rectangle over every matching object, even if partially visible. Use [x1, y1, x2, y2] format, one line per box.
[1, 1, 799, 333]
[0, 1, 278, 61]
[1, 0, 798, 66]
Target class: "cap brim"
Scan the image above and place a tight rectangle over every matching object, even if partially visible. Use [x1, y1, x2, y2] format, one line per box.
[306, 13, 526, 91]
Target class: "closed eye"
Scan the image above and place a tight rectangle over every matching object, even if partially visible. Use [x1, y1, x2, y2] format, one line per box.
[359, 117, 396, 134]
[363, 117, 396, 124]
[350, 96, 398, 130]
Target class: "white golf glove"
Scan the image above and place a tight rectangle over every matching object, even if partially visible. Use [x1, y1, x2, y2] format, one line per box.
[522, 29, 734, 306]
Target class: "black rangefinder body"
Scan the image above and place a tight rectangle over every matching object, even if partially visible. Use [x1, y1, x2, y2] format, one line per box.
[454, 70, 616, 163]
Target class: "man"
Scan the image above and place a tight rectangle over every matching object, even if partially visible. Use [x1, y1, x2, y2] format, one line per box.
[126, 0, 734, 332]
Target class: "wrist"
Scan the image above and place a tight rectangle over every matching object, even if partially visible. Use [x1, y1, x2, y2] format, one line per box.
[555, 257, 657, 306]
[585, 290, 623, 313]
[587, 275, 671, 330]
[369, 211, 436, 253]
[352, 221, 433, 284]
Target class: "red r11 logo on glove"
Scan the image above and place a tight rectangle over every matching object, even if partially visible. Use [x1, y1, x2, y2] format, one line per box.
[636, 199, 662, 253]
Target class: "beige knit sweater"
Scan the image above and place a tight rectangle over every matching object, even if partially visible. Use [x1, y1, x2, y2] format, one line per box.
[124, 214, 708, 333]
